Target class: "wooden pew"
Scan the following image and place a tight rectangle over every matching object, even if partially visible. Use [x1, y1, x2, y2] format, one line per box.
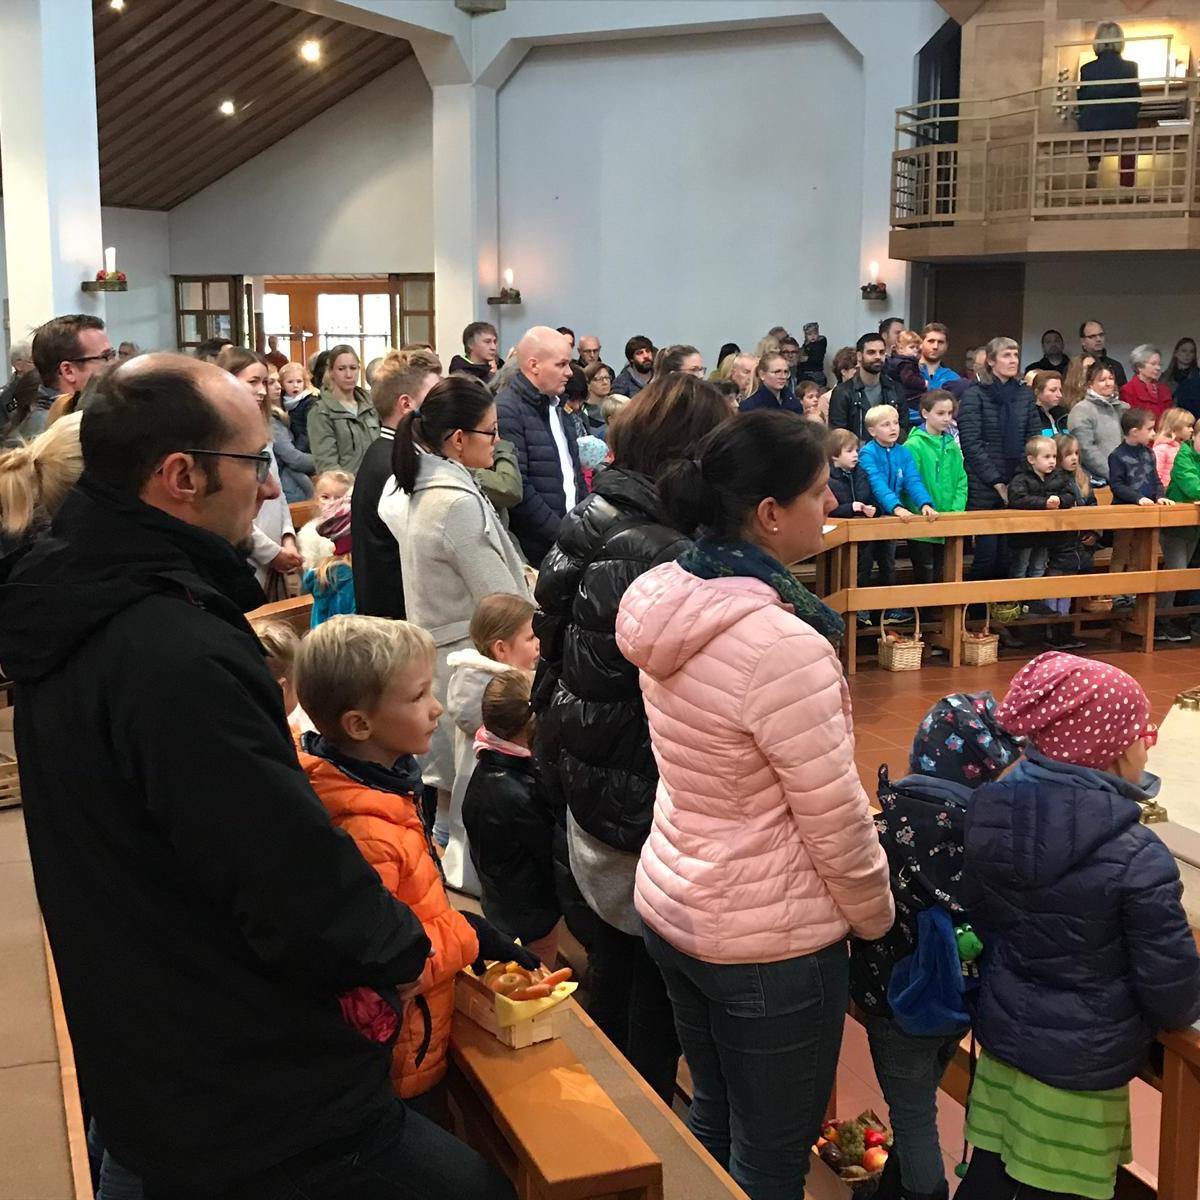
[288, 500, 318, 530]
[246, 594, 313, 636]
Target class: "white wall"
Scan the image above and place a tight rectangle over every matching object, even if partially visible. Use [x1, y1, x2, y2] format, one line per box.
[493, 24, 864, 363]
[0, 201, 173, 363]
[1022, 255, 1200, 376]
[168, 58, 433, 275]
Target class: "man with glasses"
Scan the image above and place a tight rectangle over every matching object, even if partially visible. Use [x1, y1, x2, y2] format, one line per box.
[24, 312, 114, 437]
[1080, 319, 1127, 388]
[0, 353, 512, 1200]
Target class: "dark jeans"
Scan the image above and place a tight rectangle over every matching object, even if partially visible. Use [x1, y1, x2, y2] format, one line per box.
[968, 533, 1010, 581]
[907, 541, 944, 586]
[956, 1148, 1086, 1200]
[142, 1102, 514, 1200]
[864, 1015, 960, 1200]
[587, 916, 681, 1104]
[644, 927, 849, 1200]
[858, 539, 897, 588]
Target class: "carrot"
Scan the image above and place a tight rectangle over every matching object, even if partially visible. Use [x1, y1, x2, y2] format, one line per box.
[538, 967, 572, 988]
[508, 983, 554, 1001]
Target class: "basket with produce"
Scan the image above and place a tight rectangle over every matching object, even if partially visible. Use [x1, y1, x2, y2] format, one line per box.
[816, 1110, 893, 1192]
[455, 959, 577, 1049]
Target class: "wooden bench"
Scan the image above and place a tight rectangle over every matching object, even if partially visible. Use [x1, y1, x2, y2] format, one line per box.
[246, 594, 313, 636]
[813, 506, 1200, 672]
[288, 500, 318, 529]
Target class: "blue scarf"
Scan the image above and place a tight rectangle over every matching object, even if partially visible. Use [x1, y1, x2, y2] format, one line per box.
[678, 537, 844, 646]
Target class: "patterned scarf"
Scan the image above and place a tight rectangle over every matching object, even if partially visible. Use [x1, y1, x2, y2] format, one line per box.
[678, 537, 844, 646]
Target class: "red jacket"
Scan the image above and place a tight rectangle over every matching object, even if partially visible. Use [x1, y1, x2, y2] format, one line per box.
[1120, 377, 1172, 427]
[301, 751, 478, 1098]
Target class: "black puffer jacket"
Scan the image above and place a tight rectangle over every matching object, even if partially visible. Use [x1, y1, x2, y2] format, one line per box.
[957, 378, 1043, 510]
[532, 465, 690, 851]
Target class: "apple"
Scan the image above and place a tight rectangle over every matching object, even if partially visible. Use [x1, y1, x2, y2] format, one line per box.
[96, 270, 106, 281]
[862, 1147, 889, 1173]
[864, 1128, 887, 1148]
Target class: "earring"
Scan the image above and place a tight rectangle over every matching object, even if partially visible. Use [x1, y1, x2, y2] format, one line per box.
[772, 526, 779, 533]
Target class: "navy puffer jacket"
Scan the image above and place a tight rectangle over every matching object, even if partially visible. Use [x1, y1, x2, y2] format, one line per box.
[965, 750, 1200, 1091]
[957, 378, 1043, 510]
[496, 370, 586, 568]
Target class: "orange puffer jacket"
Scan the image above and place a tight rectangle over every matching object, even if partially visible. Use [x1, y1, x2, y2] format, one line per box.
[301, 752, 479, 1098]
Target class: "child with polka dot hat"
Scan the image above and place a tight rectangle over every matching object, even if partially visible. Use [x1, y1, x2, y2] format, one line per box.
[958, 653, 1200, 1200]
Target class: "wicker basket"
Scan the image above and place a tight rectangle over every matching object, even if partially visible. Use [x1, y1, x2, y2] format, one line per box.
[962, 609, 1000, 667]
[1077, 596, 1114, 613]
[878, 610, 924, 672]
[989, 601, 1023, 625]
[0, 754, 19, 809]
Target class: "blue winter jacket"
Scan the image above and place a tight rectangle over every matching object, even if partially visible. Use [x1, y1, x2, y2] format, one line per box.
[828, 463, 878, 518]
[739, 384, 804, 415]
[965, 749, 1200, 1091]
[858, 440, 934, 516]
[496, 370, 586, 569]
[1108, 441, 1162, 504]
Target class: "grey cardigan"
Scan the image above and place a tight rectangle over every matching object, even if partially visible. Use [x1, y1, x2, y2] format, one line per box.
[377, 453, 529, 647]
[1067, 390, 1129, 481]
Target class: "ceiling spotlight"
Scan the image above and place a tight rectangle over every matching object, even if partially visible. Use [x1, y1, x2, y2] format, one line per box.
[110, 0, 126, 10]
[218, 99, 236, 116]
[300, 39, 321, 63]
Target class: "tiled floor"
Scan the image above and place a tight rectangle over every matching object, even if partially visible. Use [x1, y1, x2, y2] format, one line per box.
[836, 644, 1200, 1187]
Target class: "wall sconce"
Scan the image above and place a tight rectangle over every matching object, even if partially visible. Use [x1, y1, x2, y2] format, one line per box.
[82, 245, 128, 292]
[487, 267, 522, 306]
[861, 261, 887, 302]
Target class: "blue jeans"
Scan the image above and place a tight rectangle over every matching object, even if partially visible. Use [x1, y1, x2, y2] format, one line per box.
[88, 1119, 145, 1200]
[644, 927, 849, 1200]
[864, 1015, 961, 1200]
[142, 1101, 514, 1200]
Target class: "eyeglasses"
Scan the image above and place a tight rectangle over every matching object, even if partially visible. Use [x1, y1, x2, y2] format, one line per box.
[182, 447, 273, 483]
[68, 349, 118, 365]
[1142, 723, 1158, 748]
[459, 426, 500, 442]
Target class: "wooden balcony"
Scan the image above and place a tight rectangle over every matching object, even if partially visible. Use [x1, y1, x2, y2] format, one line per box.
[890, 77, 1200, 260]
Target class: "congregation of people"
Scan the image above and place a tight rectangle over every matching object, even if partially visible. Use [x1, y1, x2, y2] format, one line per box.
[0, 305, 1198, 1200]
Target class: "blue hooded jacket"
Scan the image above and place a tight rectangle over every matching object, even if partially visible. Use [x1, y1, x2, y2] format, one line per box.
[965, 749, 1200, 1090]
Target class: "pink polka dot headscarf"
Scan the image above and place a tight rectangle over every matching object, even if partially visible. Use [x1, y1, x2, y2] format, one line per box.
[996, 652, 1150, 770]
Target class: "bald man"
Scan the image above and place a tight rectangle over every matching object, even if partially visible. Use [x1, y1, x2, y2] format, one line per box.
[0, 354, 512, 1199]
[495, 325, 586, 565]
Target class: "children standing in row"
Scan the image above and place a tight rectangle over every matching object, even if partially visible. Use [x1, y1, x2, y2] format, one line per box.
[444, 594, 541, 896]
[1153, 407, 1195, 489]
[1007, 434, 1076, 580]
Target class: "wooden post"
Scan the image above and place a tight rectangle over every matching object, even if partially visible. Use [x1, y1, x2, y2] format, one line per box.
[1157, 1038, 1200, 1200]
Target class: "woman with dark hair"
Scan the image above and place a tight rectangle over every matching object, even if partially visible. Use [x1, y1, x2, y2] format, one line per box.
[379, 374, 529, 885]
[307, 343, 379, 474]
[1165, 337, 1198, 397]
[534, 373, 731, 1102]
[615, 411, 893, 1197]
[218, 347, 300, 595]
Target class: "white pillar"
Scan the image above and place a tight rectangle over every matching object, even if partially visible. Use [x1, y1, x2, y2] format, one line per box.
[430, 82, 499, 360]
[0, 0, 106, 346]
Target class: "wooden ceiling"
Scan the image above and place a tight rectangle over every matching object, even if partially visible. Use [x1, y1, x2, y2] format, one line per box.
[85, 0, 412, 210]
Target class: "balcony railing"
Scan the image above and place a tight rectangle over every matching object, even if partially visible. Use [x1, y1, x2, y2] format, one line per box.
[892, 76, 1200, 229]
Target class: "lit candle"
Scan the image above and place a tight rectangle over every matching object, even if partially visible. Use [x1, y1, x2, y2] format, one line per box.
[104, 246, 116, 274]
[503, 267, 514, 289]
[869, 260, 880, 285]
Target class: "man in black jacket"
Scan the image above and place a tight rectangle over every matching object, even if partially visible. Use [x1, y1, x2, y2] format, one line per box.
[351, 354, 440, 618]
[1080, 318, 1128, 388]
[829, 331, 908, 441]
[0, 356, 511, 1199]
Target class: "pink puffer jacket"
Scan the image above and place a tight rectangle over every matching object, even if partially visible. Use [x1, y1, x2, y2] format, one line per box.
[616, 562, 894, 964]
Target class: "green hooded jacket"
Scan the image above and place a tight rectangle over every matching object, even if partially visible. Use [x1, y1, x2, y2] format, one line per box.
[905, 426, 968, 544]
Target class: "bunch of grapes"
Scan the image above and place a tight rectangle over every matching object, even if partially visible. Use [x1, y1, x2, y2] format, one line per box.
[836, 1121, 866, 1165]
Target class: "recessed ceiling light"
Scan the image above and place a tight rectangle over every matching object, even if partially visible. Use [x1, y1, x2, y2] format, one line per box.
[218, 99, 236, 116]
[300, 39, 321, 63]
[110, 0, 126, 10]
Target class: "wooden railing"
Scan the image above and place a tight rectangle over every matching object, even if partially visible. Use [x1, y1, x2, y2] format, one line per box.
[891, 76, 1200, 229]
[812, 505, 1200, 673]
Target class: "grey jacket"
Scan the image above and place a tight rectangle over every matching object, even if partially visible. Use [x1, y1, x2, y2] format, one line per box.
[307, 389, 380, 474]
[1067, 389, 1129, 481]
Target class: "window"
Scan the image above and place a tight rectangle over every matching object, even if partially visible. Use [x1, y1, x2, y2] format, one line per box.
[173, 276, 244, 352]
[263, 293, 291, 361]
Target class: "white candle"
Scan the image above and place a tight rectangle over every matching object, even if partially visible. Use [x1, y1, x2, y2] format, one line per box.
[104, 246, 116, 274]
[503, 267, 514, 289]
[868, 260, 880, 284]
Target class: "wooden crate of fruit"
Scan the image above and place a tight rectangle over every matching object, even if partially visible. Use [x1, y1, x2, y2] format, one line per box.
[817, 1110, 892, 1192]
[455, 961, 577, 1050]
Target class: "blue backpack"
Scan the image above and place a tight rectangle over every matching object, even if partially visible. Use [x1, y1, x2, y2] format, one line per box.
[887, 905, 978, 1037]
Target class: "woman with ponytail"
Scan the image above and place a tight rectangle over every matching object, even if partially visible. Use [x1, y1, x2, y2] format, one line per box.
[615, 410, 894, 1200]
[379, 374, 529, 893]
[0, 413, 84, 556]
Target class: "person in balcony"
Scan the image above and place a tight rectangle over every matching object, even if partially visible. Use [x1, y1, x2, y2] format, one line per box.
[1079, 21, 1141, 189]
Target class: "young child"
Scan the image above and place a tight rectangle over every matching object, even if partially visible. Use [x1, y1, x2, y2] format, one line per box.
[295, 615, 538, 1107]
[828, 429, 882, 626]
[576, 434, 608, 491]
[1042, 435, 1095, 650]
[885, 329, 928, 428]
[959, 653, 1200, 1200]
[799, 379, 825, 424]
[1158, 422, 1200, 643]
[443, 594, 540, 895]
[860, 405, 938, 624]
[905, 389, 967, 588]
[463, 671, 561, 964]
[278, 361, 315, 454]
[1153, 406, 1195, 489]
[249, 617, 314, 736]
[1006, 434, 1076, 580]
[301, 498, 355, 626]
[298, 469, 354, 570]
[851, 693, 1022, 1200]
[1108, 409, 1175, 601]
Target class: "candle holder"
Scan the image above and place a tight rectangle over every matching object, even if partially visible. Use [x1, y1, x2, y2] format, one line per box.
[83, 270, 128, 293]
[860, 281, 888, 301]
[486, 286, 522, 306]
